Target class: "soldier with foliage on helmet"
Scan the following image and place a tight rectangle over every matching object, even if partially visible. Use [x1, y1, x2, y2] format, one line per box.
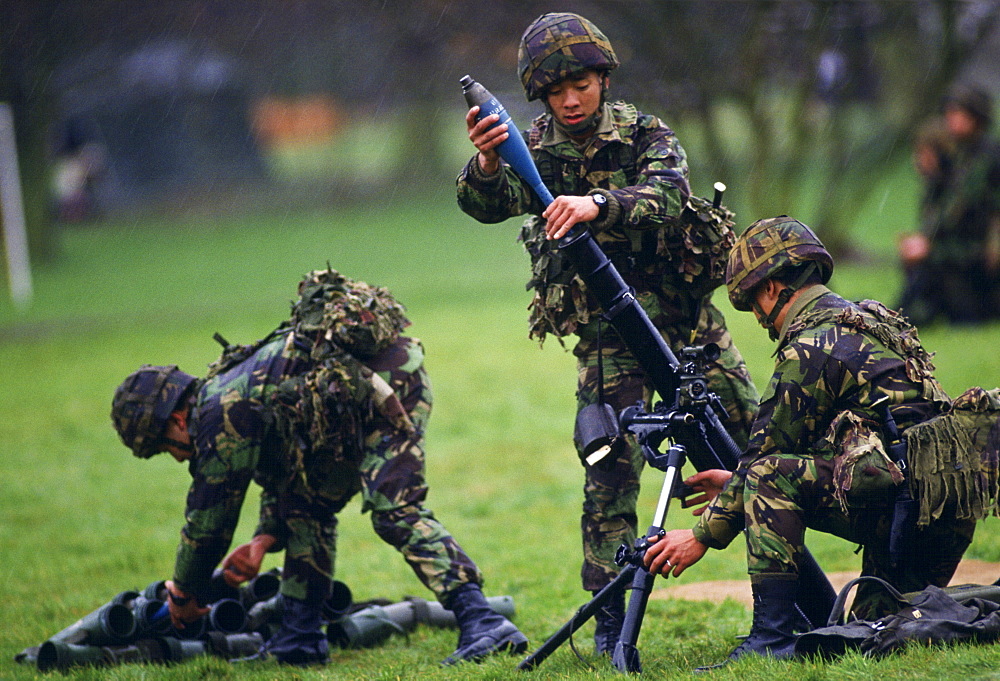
[644, 217, 980, 667]
[111, 268, 527, 666]
[456, 12, 759, 655]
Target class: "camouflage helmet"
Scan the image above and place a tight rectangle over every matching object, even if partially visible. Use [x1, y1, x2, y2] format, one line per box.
[111, 365, 197, 458]
[726, 217, 833, 311]
[518, 12, 619, 102]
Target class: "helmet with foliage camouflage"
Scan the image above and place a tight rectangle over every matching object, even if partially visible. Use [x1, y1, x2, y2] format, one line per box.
[111, 365, 197, 458]
[518, 12, 619, 102]
[292, 266, 409, 359]
[726, 216, 833, 311]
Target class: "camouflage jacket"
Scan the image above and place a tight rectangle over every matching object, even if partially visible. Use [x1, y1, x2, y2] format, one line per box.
[457, 101, 733, 344]
[927, 134, 1000, 264]
[172, 330, 422, 597]
[693, 287, 950, 549]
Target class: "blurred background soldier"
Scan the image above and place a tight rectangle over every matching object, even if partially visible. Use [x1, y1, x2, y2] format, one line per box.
[897, 84, 1000, 325]
[895, 119, 954, 323]
[456, 11, 758, 656]
[110, 268, 526, 666]
[645, 218, 986, 668]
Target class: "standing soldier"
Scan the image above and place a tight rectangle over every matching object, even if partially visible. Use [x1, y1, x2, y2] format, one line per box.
[111, 268, 527, 666]
[456, 12, 759, 655]
[899, 84, 1000, 325]
[645, 218, 990, 668]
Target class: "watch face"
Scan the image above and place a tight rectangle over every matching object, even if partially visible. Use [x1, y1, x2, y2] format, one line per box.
[593, 194, 607, 205]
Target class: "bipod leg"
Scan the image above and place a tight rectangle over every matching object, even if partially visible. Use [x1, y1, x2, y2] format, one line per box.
[611, 561, 656, 672]
[610, 444, 687, 674]
[517, 566, 635, 671]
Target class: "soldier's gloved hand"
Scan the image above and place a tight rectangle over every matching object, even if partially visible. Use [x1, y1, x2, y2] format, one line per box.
[220, 533, 277, 587]
[164, 580, 209, 630]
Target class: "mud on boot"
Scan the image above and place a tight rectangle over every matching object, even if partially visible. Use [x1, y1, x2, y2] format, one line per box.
[441, 583, 528, 665]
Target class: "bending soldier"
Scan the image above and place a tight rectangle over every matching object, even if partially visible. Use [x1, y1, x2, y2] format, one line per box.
[110, 268, 527, 666]
[455, 12, 759, 656]
[645, 218, 983, 667]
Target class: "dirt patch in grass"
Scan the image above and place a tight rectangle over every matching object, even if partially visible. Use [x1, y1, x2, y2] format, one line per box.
[652, 559, 1000, 608]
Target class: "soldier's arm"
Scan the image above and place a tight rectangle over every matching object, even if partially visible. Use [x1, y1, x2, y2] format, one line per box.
[594, 115, 691, 233]
[692, 342, 838, 547]
[172, 434, 256, 600]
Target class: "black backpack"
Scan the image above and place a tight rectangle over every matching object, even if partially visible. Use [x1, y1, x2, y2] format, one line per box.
[795, 575, 1000, 658]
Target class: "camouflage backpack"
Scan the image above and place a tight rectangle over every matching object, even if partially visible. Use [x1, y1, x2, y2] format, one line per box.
[205, 267, 411, 473]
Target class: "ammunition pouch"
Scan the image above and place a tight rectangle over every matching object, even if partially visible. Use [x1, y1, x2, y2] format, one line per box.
[824, 410, 905, 512]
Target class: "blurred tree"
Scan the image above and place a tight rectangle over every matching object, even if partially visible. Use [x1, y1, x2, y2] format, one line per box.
[3, 0, 999, 265]
[608, 0, 1000, 255]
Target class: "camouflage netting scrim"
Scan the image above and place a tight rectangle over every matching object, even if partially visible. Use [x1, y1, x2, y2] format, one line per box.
[292, 266, 410, 360]
[522, 195, 735, 345]
[659, 195, 736, 299]
[905, 386, 1000, 526]
[203, 267, 412, 475]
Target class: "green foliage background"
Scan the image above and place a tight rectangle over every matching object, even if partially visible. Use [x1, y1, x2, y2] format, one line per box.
[3, 167, 1000, 678]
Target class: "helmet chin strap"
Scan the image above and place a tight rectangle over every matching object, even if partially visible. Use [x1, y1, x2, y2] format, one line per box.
[754, 263, 819, 342]
[160, 437, 194, 453]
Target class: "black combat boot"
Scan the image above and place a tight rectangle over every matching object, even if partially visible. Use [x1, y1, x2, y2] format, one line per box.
[696, 575, 807, 672]
[592, 589, 625, 656]
[236, 595, 328, 666]
[441, 583, 528, 665]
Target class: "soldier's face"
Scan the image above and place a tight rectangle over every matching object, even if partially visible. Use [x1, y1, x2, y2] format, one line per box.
[945, 105, 979, 141]
[161, 414, 193, 462]
[545, 70, 605, 129]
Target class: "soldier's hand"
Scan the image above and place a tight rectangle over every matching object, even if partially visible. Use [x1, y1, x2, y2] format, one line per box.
[164, 580, 209, 630]
[681, 469, 732, 516]
[643, 529, 707, 578]
[542, 195, 599, 240]
[466, 106, 506, 175]
[221, 534, 277, 587]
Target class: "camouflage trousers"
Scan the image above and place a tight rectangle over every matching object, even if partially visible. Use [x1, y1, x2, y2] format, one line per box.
[277, 363, 482, 604]
[744, 451, 976, 619]
[575, 301, 759, 590]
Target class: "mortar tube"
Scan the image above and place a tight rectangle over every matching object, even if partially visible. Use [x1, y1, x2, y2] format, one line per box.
[46, 602, 137, 646]
[245, 593, 283, 632]
[36, 641, 109, 672]
[321, 580, 353, 621]
[158, 636, 209, 662]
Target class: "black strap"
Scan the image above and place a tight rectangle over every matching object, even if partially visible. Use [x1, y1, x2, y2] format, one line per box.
[596, 319, 606, 405]
[826, 575, 911, 626]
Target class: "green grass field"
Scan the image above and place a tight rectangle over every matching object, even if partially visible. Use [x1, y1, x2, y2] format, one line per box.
[3, 191, 1000, 679]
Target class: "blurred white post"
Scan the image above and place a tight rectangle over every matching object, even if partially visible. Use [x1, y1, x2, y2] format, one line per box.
[0, 102, 33, 309]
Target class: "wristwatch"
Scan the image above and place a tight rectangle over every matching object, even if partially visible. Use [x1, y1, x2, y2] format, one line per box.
[591, 193, 609, 222]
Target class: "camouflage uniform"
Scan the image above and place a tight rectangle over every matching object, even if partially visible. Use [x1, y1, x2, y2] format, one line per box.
[171, 329, 482, 606]
[694, 286, 976, 618]
[918, 132, 1000, 324]
[457, 100, 758, 591]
